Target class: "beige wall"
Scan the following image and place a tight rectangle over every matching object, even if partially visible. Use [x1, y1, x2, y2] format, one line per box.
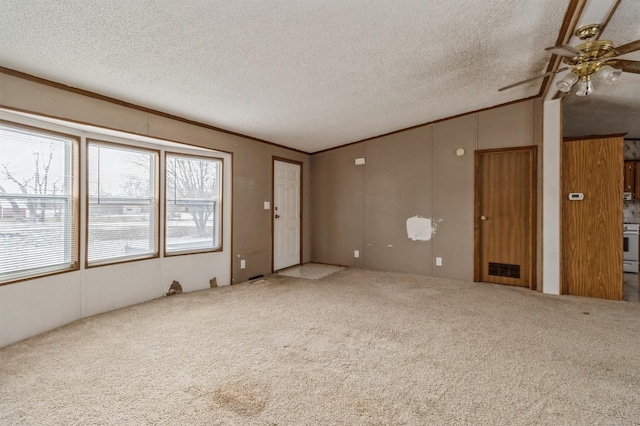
[311, 100, 539, 281]
[0, 71, 311, 284]
[0, 69, 538, 284]
[311, 144, 365, 267]
[431, 114, 476, 280]
[363, 127, 433, 275]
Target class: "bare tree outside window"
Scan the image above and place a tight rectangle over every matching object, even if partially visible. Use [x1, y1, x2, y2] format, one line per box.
[1, 143, 61, 222]
[166, 154, 221, 253]
[121, 173, 150, 199]
[87, 142, 157, 264]
[0, 123, 76, 283]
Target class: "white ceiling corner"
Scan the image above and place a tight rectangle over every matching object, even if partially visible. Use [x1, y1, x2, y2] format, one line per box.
[0, 1, 573, 152]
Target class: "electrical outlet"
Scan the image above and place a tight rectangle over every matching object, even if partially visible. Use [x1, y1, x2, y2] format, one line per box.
[435, 257, 442, 266]
[240, 259, 246, 269]
[354, 250, 359, 258]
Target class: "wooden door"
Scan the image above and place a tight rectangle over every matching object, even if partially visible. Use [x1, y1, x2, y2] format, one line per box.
[562, 136, 623, 300]
[474, 146, 536, 288]
[273, 159, 301, 271]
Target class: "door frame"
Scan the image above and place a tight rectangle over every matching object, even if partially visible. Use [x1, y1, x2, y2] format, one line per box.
[473, 146, 537, 290]
[272, 157, 303, 272]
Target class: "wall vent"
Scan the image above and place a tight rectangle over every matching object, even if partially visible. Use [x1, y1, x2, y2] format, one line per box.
[488, 262, 520, 279]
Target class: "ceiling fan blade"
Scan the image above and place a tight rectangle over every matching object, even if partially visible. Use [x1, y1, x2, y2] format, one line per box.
[545, 45, 584, 58]
[498, 67, 569, 92]
[600, 39, 640, 59]
[605, 59, 640, 74]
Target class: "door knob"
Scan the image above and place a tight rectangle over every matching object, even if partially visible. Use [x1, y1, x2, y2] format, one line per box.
[480, 215, 488, 221]
[275, 214, 280, 219]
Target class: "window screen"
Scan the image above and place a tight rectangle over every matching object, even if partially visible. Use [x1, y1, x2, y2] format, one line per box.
[165, 154, 222, 254]
[0, 122, 78, 283]
[87, 141, 158, 265]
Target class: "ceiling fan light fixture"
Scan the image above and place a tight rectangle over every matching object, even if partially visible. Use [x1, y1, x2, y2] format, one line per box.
[556, 73, 579, 92]
[499, 22, 640, 98]
[596, 64, 622, 84]
[575, 78, 593, 97]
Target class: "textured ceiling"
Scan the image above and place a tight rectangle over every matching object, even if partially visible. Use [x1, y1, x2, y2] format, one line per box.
[563, 0, 640, 140]
[0, 1, 570, 152]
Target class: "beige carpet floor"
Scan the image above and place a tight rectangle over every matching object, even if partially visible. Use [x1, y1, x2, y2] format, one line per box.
[276, 263, 346, 279]
[1, 268, 640, 425]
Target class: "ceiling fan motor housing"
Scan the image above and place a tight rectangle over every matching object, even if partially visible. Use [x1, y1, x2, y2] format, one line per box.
[562, 40, 614, 66]
[575, 24, 601, 40]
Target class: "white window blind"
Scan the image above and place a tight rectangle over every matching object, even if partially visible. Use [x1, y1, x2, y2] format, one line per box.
[166, 154, 222, 254]
[87, 141, 158, 265]
[0, 122, 78, 284]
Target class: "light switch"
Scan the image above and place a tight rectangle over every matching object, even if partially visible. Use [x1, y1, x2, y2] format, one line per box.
[264, 201, 270, 209]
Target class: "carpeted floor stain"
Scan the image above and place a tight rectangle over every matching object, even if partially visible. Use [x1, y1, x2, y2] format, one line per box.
[184, 382, 269, 417]
[213, 381, 268, 416]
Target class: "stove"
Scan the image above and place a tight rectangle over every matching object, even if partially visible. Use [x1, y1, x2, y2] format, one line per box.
[624, 223, 639, 273]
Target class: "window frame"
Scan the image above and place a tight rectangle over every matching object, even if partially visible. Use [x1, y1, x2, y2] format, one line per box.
[164, 151, 224, 257]
[85, 139, 160, 268]
[0, 119, 80, 286]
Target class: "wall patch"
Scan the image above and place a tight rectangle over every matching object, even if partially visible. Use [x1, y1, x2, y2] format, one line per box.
[406, 216, 441, 241]
[406, 216, 431, 241]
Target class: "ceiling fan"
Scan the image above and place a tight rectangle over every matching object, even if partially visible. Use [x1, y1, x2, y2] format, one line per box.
[499, 23, 640, 97]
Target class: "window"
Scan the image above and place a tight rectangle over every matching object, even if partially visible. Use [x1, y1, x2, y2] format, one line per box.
[0, 122, 78, 284]
[165, 153, 222, 254]
[0, 113, 227, 284]
[87, 141, 158, 266]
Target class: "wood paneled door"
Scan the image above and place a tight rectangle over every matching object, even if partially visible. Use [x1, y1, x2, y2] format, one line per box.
[562, 135, 623, 300]
[474, 146, 536, 288]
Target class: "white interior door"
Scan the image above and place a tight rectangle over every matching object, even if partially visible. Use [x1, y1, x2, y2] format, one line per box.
[273, 160, 301, 271]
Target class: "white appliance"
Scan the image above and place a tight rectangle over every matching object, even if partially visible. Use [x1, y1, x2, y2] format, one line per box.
[623, 223, 639, 273]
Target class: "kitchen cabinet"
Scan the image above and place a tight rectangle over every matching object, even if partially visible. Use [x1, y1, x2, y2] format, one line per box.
[623, 161, 640, 200]
[635, 163, 640, 200]
[624, 161, 635, 194]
